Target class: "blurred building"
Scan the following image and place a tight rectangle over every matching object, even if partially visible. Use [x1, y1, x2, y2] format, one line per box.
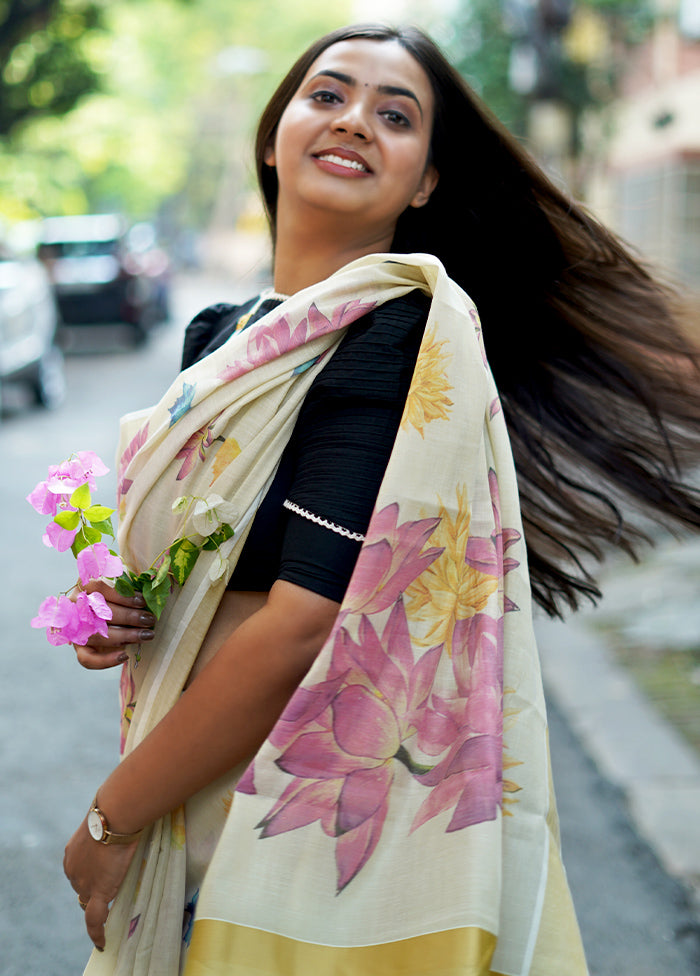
[597, 0, 700, 287]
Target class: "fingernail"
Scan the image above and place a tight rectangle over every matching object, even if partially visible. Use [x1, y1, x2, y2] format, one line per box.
[133, 594, 146, 607]
[96, 946, 104, 952]
[139, 613, 156, 627]
[139, 629, 155, 641]
[117, 652, 129, 664]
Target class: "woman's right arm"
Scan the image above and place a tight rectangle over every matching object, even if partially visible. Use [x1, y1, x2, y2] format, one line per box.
[65, 579, 339, 950]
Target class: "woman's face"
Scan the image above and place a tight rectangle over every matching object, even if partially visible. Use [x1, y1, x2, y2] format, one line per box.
[266, 39, 439, 239]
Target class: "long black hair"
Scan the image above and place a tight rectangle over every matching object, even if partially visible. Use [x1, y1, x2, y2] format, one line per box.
[255, 24, 700, 617]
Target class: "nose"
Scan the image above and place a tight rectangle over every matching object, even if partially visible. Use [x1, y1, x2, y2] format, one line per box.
[330, 100, 372, 141]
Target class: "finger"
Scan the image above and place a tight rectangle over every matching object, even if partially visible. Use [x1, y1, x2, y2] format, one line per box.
[85, 897, 109, 951]
[83, 579, 148, 610]
[77, 624, 155, 650]
[102, 605, 157, 630]
[75, 644, 131, 671]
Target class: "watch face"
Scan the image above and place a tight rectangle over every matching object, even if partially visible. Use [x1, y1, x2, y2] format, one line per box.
[87, 809, 105, 842]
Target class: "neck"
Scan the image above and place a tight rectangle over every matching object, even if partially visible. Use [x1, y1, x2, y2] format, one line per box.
[272, 206, 395, 295]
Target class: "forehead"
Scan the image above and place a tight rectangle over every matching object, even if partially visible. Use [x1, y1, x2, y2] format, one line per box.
[301, 39, 434, 106]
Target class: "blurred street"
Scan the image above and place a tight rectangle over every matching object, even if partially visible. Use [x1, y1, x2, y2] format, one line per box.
[1, 271, 699, 975]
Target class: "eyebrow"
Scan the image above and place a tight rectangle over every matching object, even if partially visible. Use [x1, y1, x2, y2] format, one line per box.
[308, 70, 424, 119]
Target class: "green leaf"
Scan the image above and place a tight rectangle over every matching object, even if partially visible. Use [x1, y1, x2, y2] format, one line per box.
[217, 523, 234, 543]
[169, 538, 199, 586]
[137, 570, 156, 585]
[153, 554, 171, 587]
[202, 524, 235, 550]
[115, 574, 135, 598]
[142, 576, 169, 619]
[70, 525, 99, 556]
[84, 505, 114, 522]
[54, 509, 80, 530]
[89, 518, 114, 537]
[70, 483, 92, 510]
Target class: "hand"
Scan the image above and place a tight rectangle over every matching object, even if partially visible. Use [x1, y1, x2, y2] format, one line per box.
[64, 817, 139, 952]
[72, 581, 156, 670]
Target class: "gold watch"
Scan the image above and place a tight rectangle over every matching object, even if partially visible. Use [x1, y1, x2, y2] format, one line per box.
[86, 797, 144, 846]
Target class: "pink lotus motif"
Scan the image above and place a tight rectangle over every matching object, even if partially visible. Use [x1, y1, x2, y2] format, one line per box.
[117, 422, 149, 503]
[217, 299, 376, 383]
[248, 483, 523, 892]
[256, 600, 444, 892]
[464, 469, 521, 612]
[175, 418, 216, 481]
[411, 613, 503, 834]
[343, 503, 444, 616]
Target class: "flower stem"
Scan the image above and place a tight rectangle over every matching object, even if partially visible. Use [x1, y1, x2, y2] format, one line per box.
[394, 744, 434, 776]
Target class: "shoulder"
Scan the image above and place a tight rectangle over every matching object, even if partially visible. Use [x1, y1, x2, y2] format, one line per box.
[180, 298, 258, 371]
[354, 289, 430, 339]
[309, 290, 431, 402]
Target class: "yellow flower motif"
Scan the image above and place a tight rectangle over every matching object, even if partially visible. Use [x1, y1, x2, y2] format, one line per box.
[406, 486, 498, 654]
[222, 789, 234, 816]
[170, 805, 186, 850]
[400, 323, 453, 437]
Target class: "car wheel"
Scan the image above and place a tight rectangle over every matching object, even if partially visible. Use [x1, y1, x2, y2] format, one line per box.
[130, 321, 149, 347]
[33, 345, 66, 409]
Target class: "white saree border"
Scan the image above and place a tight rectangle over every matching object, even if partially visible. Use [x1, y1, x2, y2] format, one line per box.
[83, 254, 587, 976]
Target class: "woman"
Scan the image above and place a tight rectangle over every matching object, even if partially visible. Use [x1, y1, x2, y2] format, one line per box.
[64, 24, 700, 976]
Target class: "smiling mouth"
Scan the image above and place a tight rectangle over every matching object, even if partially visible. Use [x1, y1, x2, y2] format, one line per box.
[315, 153, 371, 174]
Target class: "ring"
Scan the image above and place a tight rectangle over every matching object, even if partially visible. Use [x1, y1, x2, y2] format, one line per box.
[78, 895, 87, 910]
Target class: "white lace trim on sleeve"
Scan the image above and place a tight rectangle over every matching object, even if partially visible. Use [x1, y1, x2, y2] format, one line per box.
[282, 499, 365, 542]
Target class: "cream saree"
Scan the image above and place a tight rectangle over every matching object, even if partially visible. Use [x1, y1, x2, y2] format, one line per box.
[84, 253, 587, 976]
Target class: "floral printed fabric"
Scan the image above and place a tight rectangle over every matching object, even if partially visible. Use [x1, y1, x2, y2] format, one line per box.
[85, 254, 586, 976]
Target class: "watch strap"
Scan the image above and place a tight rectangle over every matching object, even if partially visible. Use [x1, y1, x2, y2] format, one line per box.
[89, 798, 144, 846]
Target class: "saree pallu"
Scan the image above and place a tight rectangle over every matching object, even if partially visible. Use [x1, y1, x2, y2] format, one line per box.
[84, 254, 588, 976]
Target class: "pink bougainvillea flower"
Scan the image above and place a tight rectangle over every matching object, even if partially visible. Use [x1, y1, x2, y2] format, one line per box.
[32, 591, 113, 647]
[46, 451, 108, 494]
[218, 299, 377, 383]
[77, 543, 124, 586]
[26, 480, 70, 516]
[42, 520, 78, 552]
[66, 591, 112, 645]
[31, 594, 77, 645]
[343, 503, 444, 616]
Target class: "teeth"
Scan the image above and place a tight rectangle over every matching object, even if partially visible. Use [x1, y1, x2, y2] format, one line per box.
[318, 153, 368, 172]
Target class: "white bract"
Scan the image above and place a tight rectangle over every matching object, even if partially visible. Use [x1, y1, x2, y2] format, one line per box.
[192, 494, 238, 537]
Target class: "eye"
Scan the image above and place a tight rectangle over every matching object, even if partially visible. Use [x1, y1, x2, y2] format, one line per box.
[310, 90, 342, 105]
[381, 109, 411, 128]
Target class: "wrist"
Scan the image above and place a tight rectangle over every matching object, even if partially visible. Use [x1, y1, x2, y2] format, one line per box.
[87, 793, 144, 846]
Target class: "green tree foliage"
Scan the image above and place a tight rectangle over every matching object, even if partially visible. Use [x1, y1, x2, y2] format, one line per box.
[0, 0, 105, 136]
[450, 0, 652, 138]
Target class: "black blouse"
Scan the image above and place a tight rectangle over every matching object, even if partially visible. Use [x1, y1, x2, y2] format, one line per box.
[180, 289, 429, 602]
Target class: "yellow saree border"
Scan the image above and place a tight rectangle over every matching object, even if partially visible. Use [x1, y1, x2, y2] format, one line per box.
[186, 919, 504, 976]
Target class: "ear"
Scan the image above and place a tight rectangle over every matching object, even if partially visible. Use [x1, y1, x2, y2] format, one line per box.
[264, 142, 276, 167]
[410, 164, 439, 209]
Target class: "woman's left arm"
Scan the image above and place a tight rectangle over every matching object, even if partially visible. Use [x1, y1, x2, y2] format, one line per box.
[64, 579, 340, 950]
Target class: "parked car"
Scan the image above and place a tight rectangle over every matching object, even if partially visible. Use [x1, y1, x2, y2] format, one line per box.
[0, 243, 65, 409]
[37, 214, 171, 343]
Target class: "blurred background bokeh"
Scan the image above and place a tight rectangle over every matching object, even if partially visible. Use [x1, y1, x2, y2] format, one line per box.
[2, 0, 700, 290]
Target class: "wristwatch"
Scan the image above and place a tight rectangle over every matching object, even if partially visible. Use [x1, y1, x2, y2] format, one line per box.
[87, 797, 144, 846]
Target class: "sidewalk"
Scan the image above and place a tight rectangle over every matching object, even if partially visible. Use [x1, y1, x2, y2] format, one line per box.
[535, 535, 700, 911]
